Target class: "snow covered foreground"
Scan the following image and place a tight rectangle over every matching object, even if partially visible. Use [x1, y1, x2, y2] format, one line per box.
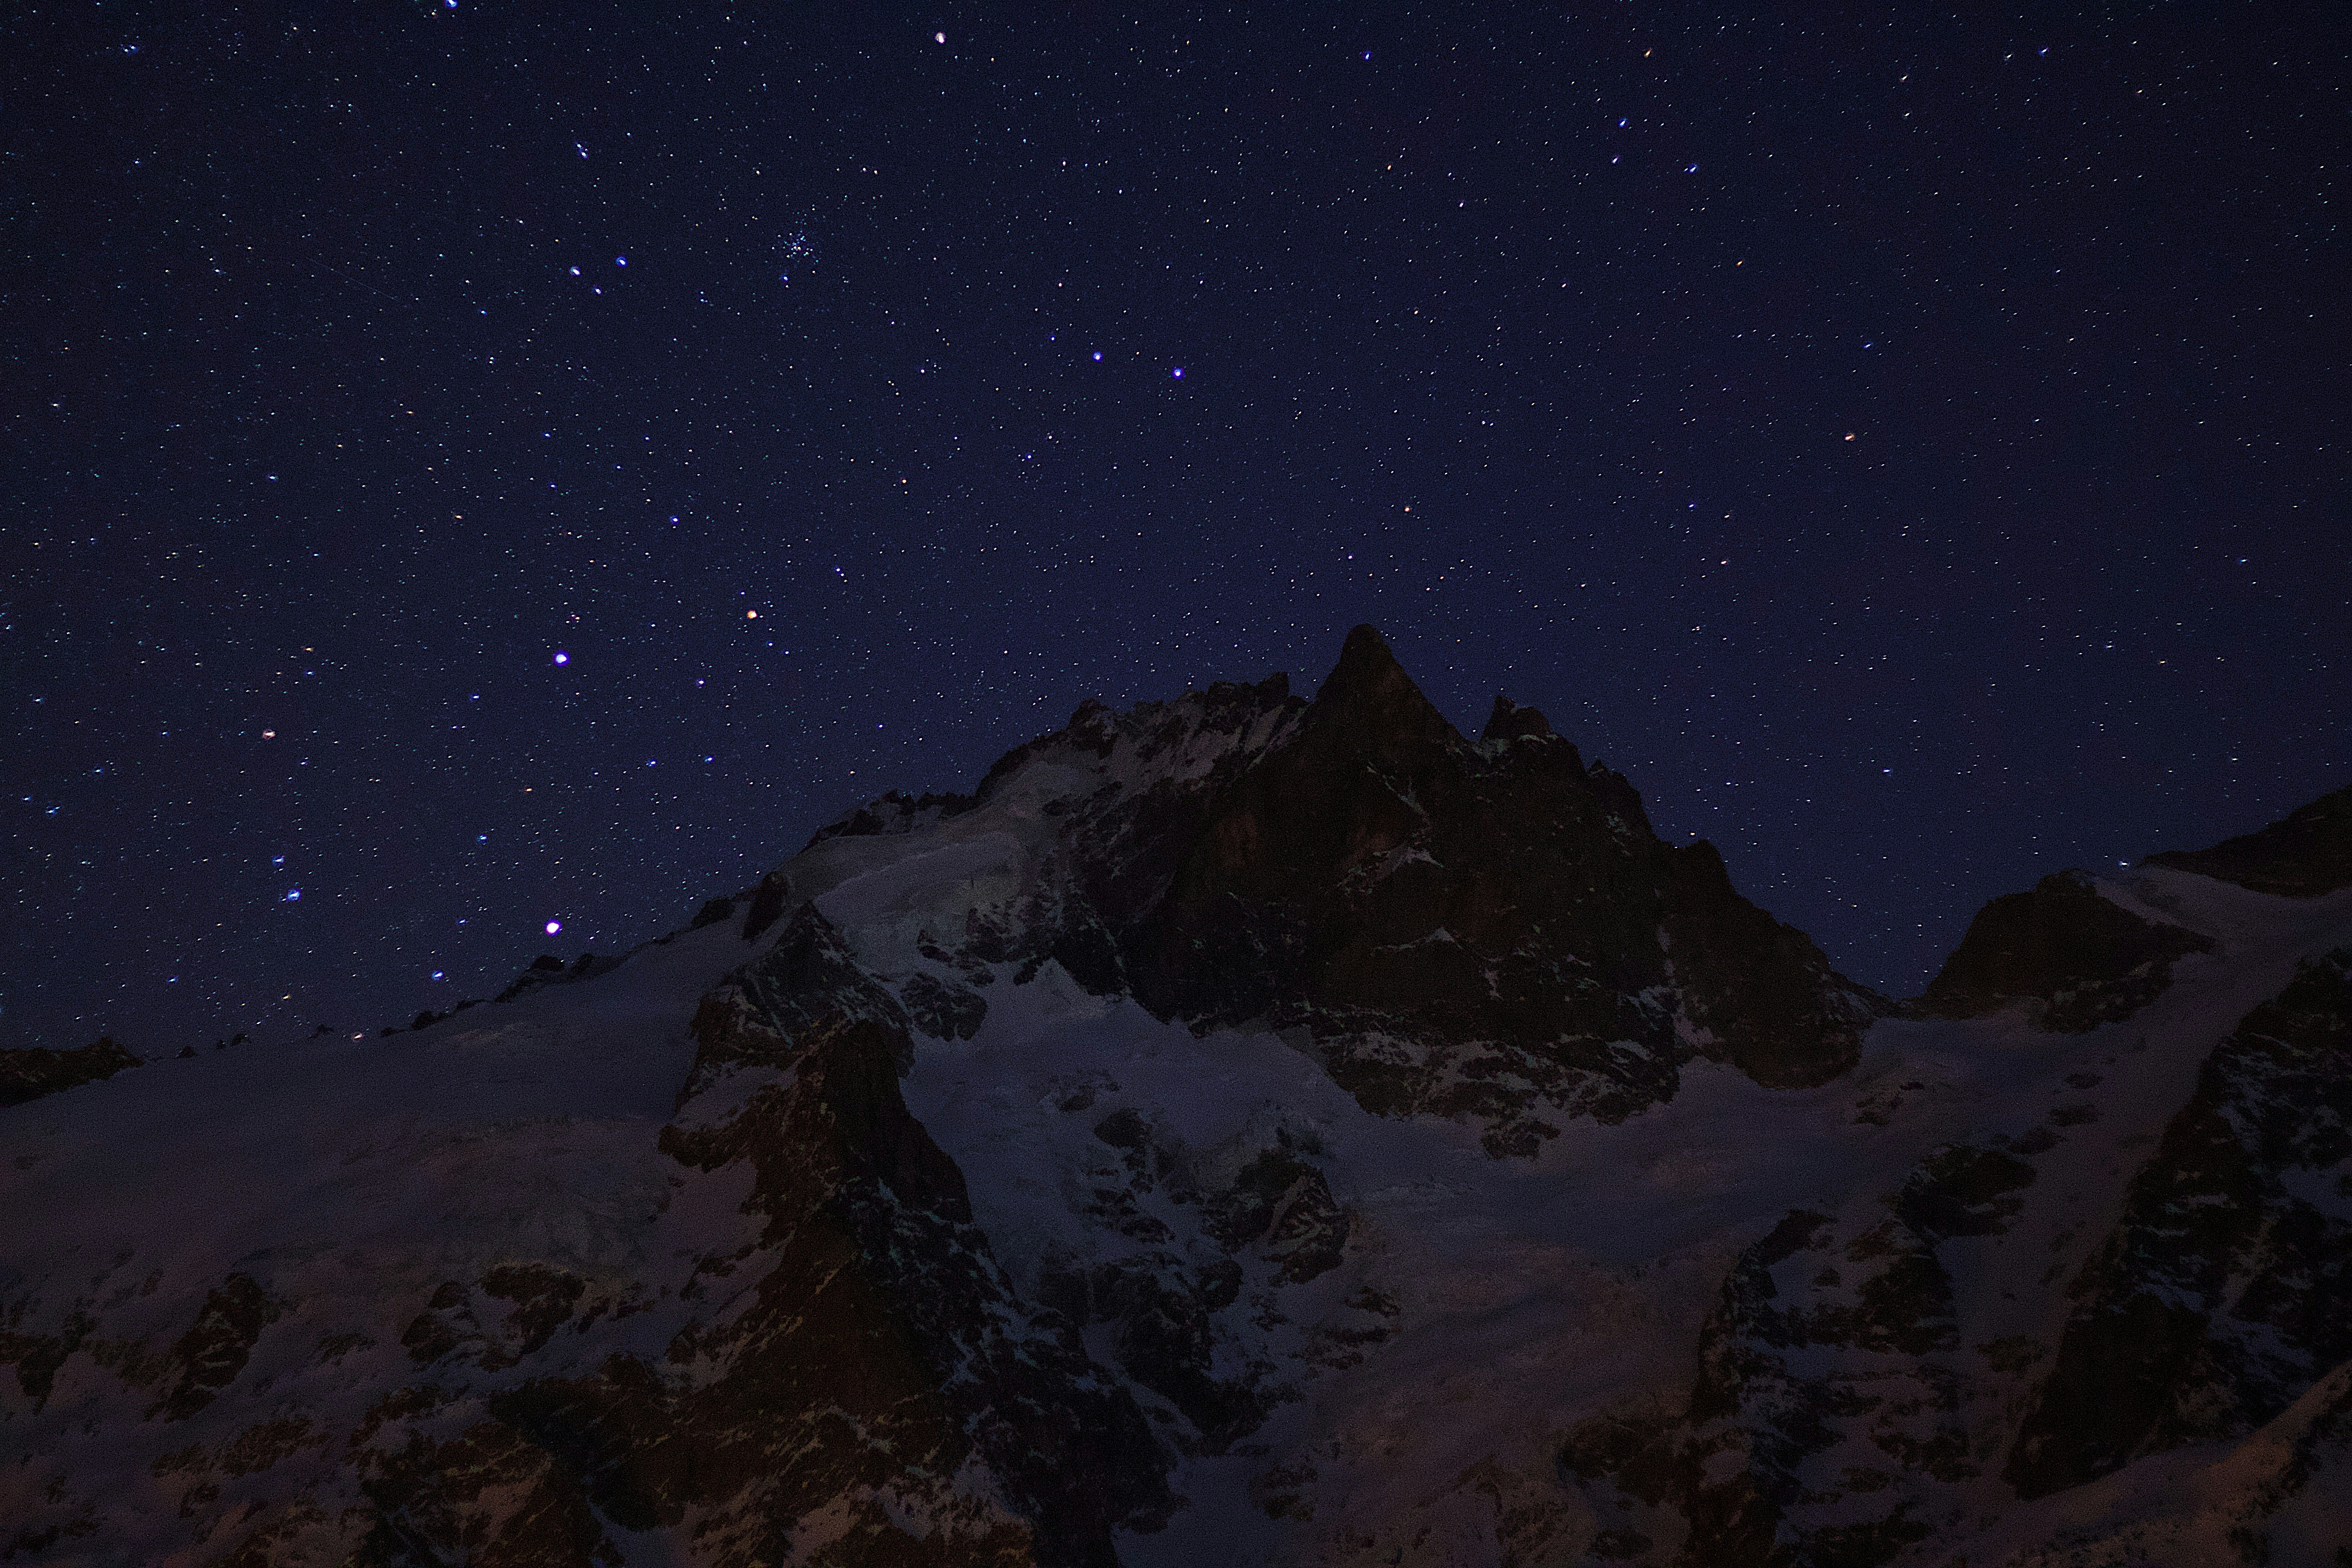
[5, 631, 2350, 1567]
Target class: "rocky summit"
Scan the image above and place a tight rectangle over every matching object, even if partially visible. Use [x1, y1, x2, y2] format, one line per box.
[5, 627, 2350, 1567]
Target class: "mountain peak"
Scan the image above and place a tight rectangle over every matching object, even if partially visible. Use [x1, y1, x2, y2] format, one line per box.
[11, 642, 2349, 1568]
[1306, 624, 1456, 754]
[1480, 693, 1555, 744]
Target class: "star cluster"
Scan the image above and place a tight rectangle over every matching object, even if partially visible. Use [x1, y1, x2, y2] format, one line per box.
[4, 3, 2345, 1049]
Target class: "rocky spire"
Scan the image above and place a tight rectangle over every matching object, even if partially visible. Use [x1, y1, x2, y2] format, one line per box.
[1303, 624, 1457, 757]
[1480, 694, 1555, 744]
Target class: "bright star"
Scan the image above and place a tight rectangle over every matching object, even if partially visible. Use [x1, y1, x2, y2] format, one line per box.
[285, 888, 301, 902]
[553, 651, 569, 664]
[1092, 351, 1103, 361]
[545, 919, 562, 936]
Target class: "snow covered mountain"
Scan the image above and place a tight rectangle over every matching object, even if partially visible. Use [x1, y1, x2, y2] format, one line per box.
[5, 626, 2349, 1567]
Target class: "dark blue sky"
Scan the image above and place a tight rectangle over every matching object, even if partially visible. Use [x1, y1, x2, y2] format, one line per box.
[6, 1, 2346, 1049]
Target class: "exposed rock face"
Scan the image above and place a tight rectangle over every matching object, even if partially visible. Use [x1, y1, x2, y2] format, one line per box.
[473, 1016, 1172, 1568]
[152, 1274, 284, 1422]
[1913, 869, 2214, 1030]
[1553, 945, 2352, 1568]
[2146, 781, 2352, 896]
[1557, 1136, 2039, 1566]
[2006, 946, 2352, 1499]
[0, 1035, 138, 1107]
[813, 625, 1885, 1156]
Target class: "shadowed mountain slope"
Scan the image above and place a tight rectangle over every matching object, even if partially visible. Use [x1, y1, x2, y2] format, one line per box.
[2146, 782, 2352, 897]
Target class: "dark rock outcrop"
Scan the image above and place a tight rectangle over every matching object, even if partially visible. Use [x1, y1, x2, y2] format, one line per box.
[738, 868, 793, 941]
[2005, 947, 2352, 1498]
[678, 901, 910, 1104]
[902, 972, 988, 1040]
[2145, 781, 2352, 896]
[804, 789, 978, 849]
[152, 1274, 284, 1422]
[492, 952, 623, 1004]
[351, 952, 1172, 1567]
[1556, 1134, 2045, 1565]
[1913, 870, 2214, 1030]
[0, 1035, 139, 1107]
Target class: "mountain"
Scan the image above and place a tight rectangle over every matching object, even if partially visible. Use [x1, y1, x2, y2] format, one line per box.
[5, 627, 2349, 1567]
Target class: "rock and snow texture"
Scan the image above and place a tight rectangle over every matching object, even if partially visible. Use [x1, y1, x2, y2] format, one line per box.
[4, 626, 2351, 1567]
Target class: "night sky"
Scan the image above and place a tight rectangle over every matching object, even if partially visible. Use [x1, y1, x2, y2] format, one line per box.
[6, 3, 2346, 1052]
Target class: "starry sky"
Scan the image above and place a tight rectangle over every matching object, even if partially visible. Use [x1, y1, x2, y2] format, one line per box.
[6, 2, 2347, 1051]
